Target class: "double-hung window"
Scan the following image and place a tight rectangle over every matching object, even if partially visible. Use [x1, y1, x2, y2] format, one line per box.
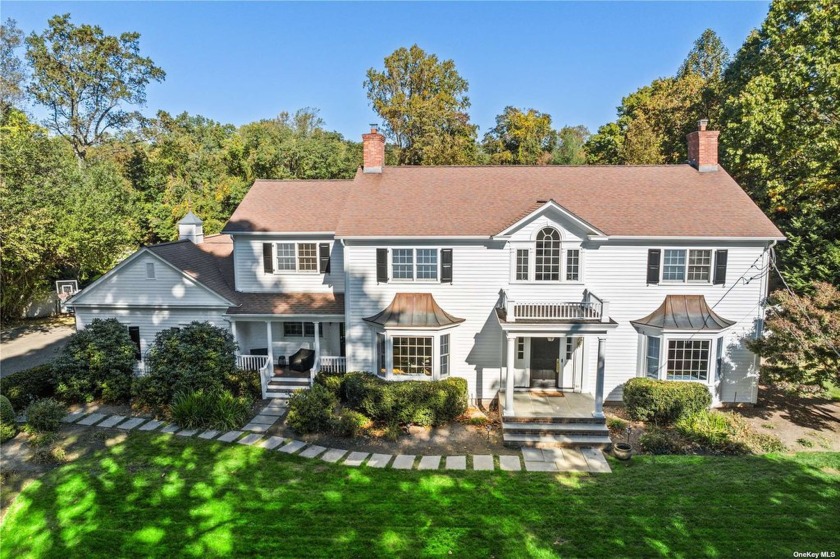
[515, 249, 529, 281]
[283, 322, 323, 338]
[392, 249, 438, 281]
[275, 242, 318, 272]
[662, 249, 713, 283]
[566, 249, 580, 281]
[646, 336, 661, 379]
[440, 334, 450, 377]
[667, 339, 710, 381]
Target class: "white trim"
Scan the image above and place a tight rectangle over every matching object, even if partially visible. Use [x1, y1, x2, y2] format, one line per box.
[606, 235, 786, 241]
[272, 241, 327, 275]
[659, 247, 715, 285]
[494, 200, 608, 239]
[226, 231, 336, 237]
[387, 247, 443, 284]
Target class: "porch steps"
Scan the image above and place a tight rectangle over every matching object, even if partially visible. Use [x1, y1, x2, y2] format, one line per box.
[502, 418, 612, 449]
[266, 375, 310, 399]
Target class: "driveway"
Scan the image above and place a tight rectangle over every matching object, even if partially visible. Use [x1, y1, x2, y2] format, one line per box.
[0, 317, 75, 377]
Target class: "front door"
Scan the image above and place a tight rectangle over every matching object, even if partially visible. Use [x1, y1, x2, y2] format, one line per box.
[529, 337, 560, 388]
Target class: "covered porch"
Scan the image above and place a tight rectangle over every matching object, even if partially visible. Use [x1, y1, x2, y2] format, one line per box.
[499, 391, 596, 419]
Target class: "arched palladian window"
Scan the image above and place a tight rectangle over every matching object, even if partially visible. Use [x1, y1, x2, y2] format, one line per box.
[535, 227, 561, 281]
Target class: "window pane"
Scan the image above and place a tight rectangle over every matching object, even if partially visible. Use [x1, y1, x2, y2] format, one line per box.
[662, 249, 686, 281]
[516, 249, 529, 281]
[566, 249, 580, 281]
[440, 334, 450, 376]
[516, 337, 525, 360]
[715, 337, 724, 382]
[646, 336, 661, 379]
[284, 322, 303, 337]
[392, 249, 413, 280]
[687, 249, 712, 282]
[298, 243, 317, 271]
[304, 322, 315, 337]
[666, 339, 710, 381]
[535, 228, 561, 281]
[376, 333, 386, 375]
[276, 243, 296, 271]
[393, 336, 432, 376]
[416, 249, 438, 280]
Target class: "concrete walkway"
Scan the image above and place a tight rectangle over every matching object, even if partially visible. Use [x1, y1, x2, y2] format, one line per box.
[58, 399, 611, 474]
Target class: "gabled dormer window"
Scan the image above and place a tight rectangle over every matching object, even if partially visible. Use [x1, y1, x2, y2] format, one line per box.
[512, 227, 582, 283]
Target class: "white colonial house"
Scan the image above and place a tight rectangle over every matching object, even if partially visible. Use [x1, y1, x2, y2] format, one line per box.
[67, 121, 784, 447]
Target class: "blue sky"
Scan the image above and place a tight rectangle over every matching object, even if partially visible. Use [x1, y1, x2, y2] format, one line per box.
[3, 1, 770, 139]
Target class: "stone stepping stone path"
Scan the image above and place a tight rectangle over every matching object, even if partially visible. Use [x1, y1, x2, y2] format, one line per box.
[58, 409, 612, 473]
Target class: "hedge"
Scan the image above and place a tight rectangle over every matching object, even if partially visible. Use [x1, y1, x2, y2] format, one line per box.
[0, 364, 56, 410]
[0, 395, 17, 443]
[623, 378, 711, 424]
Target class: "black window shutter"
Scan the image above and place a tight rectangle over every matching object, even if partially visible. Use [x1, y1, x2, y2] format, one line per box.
[376, 248, 388, 283]
[263, 243, 274, 274]
[441, 249, 453, 283]
[128, 326, 141, 360]
[319, 243, 331, 274]
[647, 249, 661, 284]
[714, 250, 728, 285]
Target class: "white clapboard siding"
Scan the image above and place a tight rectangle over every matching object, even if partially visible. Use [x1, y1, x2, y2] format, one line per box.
[73, 308, 231, 367]
[233, 235, 344, 293]
[71, 252, 232, 308]
[344, 232, 770, 404]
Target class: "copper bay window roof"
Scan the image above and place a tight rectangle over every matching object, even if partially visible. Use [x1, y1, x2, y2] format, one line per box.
[631, 295, 735, 331]
[363, 293, 465, 329]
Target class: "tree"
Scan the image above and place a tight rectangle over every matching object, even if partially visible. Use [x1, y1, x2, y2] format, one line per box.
[364, 44, 477, 165]
[482, 106, 556, 165]
[678, 28, 730, 81]
[749, 282, 840, 391]
[0, 18, 26, 112]
[719, 0, 840, 288]
[552, 125, 590, 164]
[25, 13, 165, 161]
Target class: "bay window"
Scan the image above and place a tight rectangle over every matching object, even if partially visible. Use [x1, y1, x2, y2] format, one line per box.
[666, 339, 710, 381]
[392, 336, 433, 376]
[645, 336, 660, 379]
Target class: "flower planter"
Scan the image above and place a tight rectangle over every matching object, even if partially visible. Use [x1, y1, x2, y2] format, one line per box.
[613, 442, 632, 461]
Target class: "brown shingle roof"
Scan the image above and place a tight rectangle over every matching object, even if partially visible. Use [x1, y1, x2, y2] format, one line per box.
[335, 166, 783, 238]
[222, 179, 352, 233]
[229, 292, 344, 316]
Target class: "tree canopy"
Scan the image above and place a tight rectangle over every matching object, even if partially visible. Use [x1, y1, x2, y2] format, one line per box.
[364, 44, 477, 165]
[25, 13, 165, 161]
[0, 19, 26, 112]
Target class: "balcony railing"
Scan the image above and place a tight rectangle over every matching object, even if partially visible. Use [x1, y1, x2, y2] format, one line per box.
[502, 290, 610, 323]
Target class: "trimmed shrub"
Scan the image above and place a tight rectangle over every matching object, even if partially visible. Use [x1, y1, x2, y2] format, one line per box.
[54, 318, 136, 403]
[0, 395, 17, 443]
[623, 378, 711, 424]
[170, 389, 252, 431]
[224, 370, 262, 400]
[0, 364, 56, 410]
[286, 385, 337, 434]
[333, 409, 370, 438]
[314, 370, 345, 396]
[134, 322, 237, 411]
[25, 398, 65, 433]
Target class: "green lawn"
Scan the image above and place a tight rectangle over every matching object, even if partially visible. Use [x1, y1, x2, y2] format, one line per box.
[2, 434, 838, 558]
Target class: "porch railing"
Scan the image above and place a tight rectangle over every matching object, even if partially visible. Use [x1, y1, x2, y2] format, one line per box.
[319, 356, 347, 374]
[259, 357, 272, 398]
[502, 290, 610, 323]
[237, 354, 269, 371]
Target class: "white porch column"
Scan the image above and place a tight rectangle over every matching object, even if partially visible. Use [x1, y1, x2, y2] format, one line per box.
[230, 321, 239, 356]
[505, 335, 515, 416]
[593, 336, 606, 419]
[265, 321, 274, 372]
[313, 321, 321, 377]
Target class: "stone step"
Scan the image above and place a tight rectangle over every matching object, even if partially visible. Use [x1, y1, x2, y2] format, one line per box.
[502, 421, 610, 437]
[264, 391, 292, 400]
[503, 432, 613, 449]
[502, 415, 607, 425]
[269, 376, 311, 384]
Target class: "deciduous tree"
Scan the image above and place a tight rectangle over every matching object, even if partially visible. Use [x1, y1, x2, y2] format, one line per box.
[482, 106, 556, 165]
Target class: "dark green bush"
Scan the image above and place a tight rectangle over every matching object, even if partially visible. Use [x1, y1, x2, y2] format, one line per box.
[314, 370, 344, 396]
[25, 398, 65, 433]
[134, 322, 237, 411]
[54, 318, 136, 403]
[170, 389, 252, 431]
[286, 385, 337, 434]
[332, 409, 370, 438]
[224, 370, 262, 400]
[623, 378, 711, 424]
[340, 373, 468, 427]
[0, 395, 17, 443]
[0, 364, 56, 410]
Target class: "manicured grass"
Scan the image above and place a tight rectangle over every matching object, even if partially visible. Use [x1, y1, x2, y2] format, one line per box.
[2, 434, 838, 558]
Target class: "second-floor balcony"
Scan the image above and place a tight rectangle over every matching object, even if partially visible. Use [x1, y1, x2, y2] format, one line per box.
[500, 290, 610, 323]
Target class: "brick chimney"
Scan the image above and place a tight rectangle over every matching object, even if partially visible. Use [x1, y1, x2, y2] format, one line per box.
[687, 119, 719, 172]
[362, 125, 385, 174]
